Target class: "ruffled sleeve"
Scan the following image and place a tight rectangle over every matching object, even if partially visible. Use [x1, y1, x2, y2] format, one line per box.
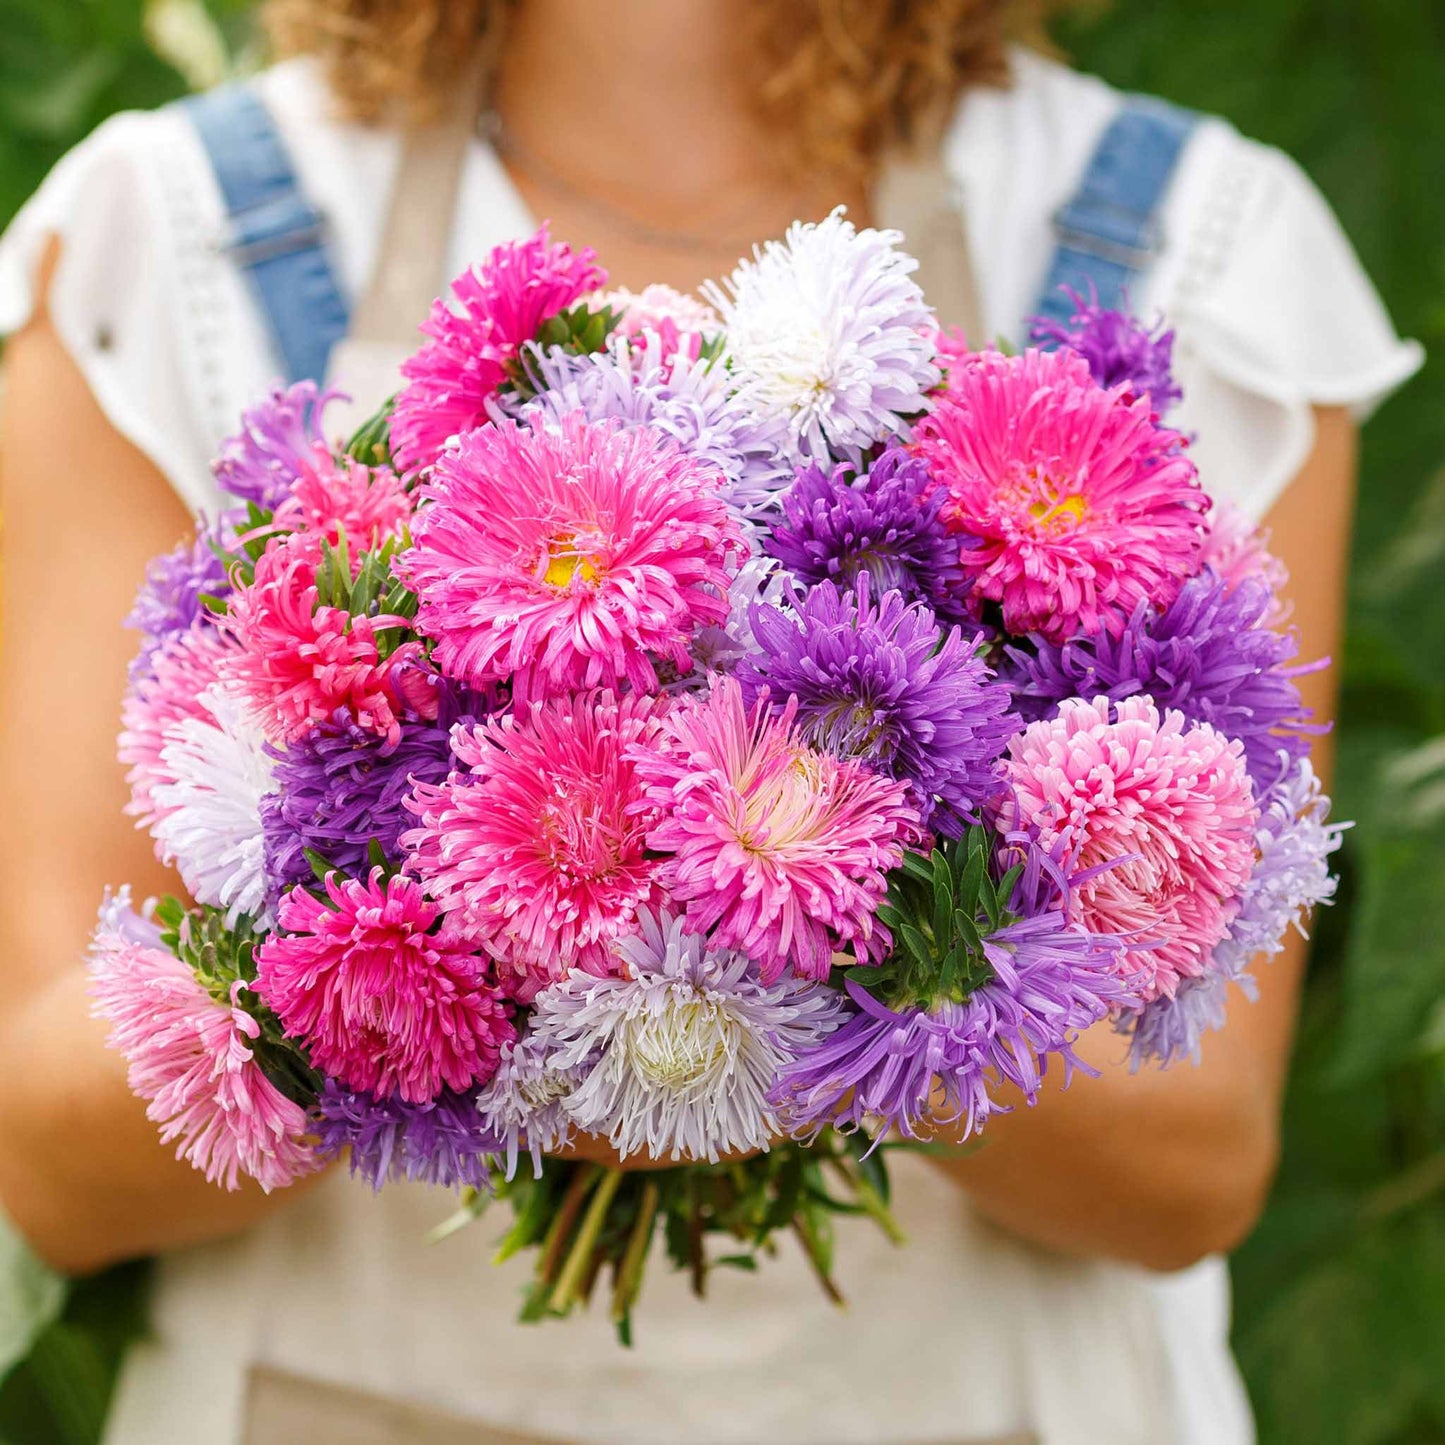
[0, 108, 258, 515]
[1160, 123, 1424, 522]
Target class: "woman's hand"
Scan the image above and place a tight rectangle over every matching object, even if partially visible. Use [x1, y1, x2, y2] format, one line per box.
[924, 406, 1358, 1272]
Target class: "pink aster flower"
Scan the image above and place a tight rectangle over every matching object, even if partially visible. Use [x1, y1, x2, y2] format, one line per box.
[391, 227, 607, 471]
[1005, 695, 1259, 1001]
[89, 920, 317, 1192]
[400, 412, 745, 703]
[913, 347, 1206, 644]
[1200, 500, 1291, 628]
[256, 869, 515, 1104]
[271, 444, 412, 551]
[120, 621, 234, 830]
[220, 534, 415, 746]
[603, 283, 720, 359]
[403, 691, 667, 997]
[633, 678, 920, 983]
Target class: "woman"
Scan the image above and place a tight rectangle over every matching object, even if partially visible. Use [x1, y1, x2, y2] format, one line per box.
[0, 2, 1421, 1442]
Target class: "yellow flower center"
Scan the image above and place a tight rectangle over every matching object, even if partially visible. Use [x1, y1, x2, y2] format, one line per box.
[542, 540, 603, 589]
[1028, 492, 1087, 531]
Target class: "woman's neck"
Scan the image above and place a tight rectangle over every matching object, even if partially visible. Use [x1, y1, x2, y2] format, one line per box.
[490, 0, 870, 291]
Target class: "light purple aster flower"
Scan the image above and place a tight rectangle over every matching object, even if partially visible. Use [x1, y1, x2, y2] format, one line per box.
[764, 447, 973, 624]
[672, 553, 796, 688]
[523, 909, 844, 1163]
[96, 886, 165, 950]
[510, 331, 793, 520]
[701, 209, 940, 467]
[1002, 571, 1320, 787]
[773, 833, 1132, 1143]
[1125, 753, 1344, 1066]
[213, 380, 345, 509]
[311, 1081, 502, 1191]
[737, 577, 1015, 835]
[260, 685, 488, 899]
[473, 1025, 591, 1179]
[1030, 286, 1183, 416]
[126, 515, 235, 682]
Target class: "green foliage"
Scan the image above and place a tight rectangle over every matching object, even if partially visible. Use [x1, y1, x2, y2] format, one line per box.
[345, 395, 397, 470]
[504, 302, 620, 402]
[1059, 4, 1445, 1441]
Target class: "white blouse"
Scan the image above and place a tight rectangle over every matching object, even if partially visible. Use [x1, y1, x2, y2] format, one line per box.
[0, 47, 1422, 1445]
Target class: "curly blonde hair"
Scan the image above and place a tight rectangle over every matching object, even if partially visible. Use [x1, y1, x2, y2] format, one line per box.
[262, 0, 1054, 186]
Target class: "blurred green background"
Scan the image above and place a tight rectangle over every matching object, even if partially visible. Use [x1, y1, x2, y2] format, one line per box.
[0, 0, 1441, 1441]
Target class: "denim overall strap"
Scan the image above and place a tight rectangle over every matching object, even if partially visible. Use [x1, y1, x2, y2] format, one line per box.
[1031, 95, 1198, 328]
[182, 84, 351, 384]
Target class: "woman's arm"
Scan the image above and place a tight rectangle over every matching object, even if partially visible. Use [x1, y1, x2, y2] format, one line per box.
[930, 406, 1358, 1272]
[0, 246, 307, 1274]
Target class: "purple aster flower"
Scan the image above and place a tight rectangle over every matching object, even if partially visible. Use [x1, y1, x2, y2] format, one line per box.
[96, 886, 165, 950]
[213, 380, 345, 509]
[522, 908, 844, 1164]
[737, 577, 1015, 835]
[764, 447, 973, 624]
[1002, 571, 1321, 787]
[473, 1025, 592, 1179]
[126, 515, 234, 682]
[511, 331, 792, 520]
[773, 833, 1132, 1143]
[311, 1081, 501, 1191]
[260, 688, 488, 898]
[673, 553, 796, 689]
[1030, 286, 1183, 416]
[1125, 752, 1344, 1066]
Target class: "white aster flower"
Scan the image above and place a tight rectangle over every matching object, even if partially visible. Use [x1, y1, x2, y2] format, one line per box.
[152, 684, 276, 928]
[528, 909, 845, 1163]
[701, 207, 940, 466]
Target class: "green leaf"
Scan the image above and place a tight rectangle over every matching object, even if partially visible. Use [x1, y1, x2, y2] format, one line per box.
[0, 1222, 66, 1387]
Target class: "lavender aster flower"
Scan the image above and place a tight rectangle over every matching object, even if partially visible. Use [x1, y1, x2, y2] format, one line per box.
[525, 909, 844, 1163]
[474, 1025, 590, 1180]
[1003, 572, 1319, 786]
[674, 553, 796, 687]
[1125, 753, 1344, 1066]
[774, 833, 1131, 1143]
[311, 1081, 501, 1191]
[764, 447, 972, 623]
[213, 380, 344, 509]
[512, 331, 792, 520]
[260, 707, 467, 900]
[701, 209, 940, 466]
[96, 886, 165, 950]
[738, 578, 1015, 834]
[1030, 287, 1183, 416]
[126, 516, 234, 682]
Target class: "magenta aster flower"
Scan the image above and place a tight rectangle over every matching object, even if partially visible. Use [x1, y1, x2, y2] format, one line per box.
[1029, 288, 1183, 416]
[403, 690, 667, 996]
[913, 347, 1206, 644]
[221, 534, 415, 746]
[400, 412, 744, 703]
[737, 578, 1015, 834]
[391, 228, 607, 471]
[633, 677, 919, 983]
[1006, 695, 1259, 1002]
[256, 869, 515, 1104]
[120, 621, 235, 830]
[310, 1081, 502, 1191]
[213, 380, 345, 510]
[1002, 571, 1319, 787]
[270, 447, 412, 551]
[89, 918, 317, 1192]
[763, 447, 972, 623]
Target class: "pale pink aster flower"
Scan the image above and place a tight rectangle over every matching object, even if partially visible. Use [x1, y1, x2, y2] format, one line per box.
[633, 677, 920, 983]
[120, 621, 234, 830]
[89, 920, 317, 1192]
[220, 534, 414, 746]
[1200, 500, 1291, 628]
[914, 347, 1207, 644]
[271, 444, 412, 551]
[403, 691, 667, 997]
[391, 227, 607, 471]
[399, 412, 745, 703]
[1006, 695, 1259, 1001]
[255, 869, 515, 1104]
[602, 283, 721, 359]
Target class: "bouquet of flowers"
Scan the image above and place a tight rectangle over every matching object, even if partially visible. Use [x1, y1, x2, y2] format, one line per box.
[93, 213, 1342, 1338]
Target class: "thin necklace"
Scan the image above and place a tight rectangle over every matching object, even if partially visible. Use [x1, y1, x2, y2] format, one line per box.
[479, 110, 787, 257]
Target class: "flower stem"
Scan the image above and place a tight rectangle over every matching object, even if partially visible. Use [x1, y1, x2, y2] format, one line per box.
[612, 1179, 661, 1331]
[535, 1163, 600, 1286]
[827, 1156, 907, 1246]
[549, 1166, 624, 1315]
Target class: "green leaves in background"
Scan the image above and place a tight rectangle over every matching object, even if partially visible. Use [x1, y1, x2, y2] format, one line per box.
[1060, 4, 1445, 1442]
